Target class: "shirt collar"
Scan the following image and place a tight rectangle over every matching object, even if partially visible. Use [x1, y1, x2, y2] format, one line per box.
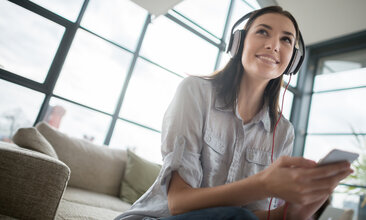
[235, 101, 271, 132]
[214, 92, 271, 132]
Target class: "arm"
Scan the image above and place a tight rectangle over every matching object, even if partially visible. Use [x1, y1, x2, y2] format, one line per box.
[0, 142, 70, 219]
[167, 171, 268, 215]
[167, 156, 352, 219]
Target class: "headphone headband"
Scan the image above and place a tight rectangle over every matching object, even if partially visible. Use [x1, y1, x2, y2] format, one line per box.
[226, 11, 306, 75]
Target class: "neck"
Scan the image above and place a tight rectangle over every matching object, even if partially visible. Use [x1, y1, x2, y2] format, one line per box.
[237, 73, 269, 123]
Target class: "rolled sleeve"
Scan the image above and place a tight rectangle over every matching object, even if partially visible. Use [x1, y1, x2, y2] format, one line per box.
[159, 77, 207, 192]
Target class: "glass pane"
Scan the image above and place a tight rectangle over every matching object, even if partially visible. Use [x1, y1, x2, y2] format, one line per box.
[246, 0, 261, 9]
[0, 79, 44, 141]
[45, 98, 112, 145]
[223, 0, 253, 47]
[81, 0, 147, 51]
[217, 51, 231, 70]
[30, 0, 83, 21]
[314, 48, 366, 92]
[109, 120, 162, 164]
[307, 88, 366, 133]
[173, 0, 230, 37]
[140, 16, 218, 76]
[0, 1, 64, 83]
[304, 135, 365, 162]
[120, 59, 182, 130]
[279, 88, 294, 120]
[283, 73, 298, 87]
[332, 185, 364, 220]
[54, 29, 133, 114]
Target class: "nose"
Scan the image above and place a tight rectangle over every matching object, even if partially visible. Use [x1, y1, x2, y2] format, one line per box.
[265, 37, 280, 53]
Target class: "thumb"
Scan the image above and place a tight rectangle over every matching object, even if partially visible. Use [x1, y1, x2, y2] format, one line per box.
[278, 156, 317, 168]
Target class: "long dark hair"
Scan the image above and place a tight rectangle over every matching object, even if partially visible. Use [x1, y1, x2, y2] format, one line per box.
[207, 6, 300, 131]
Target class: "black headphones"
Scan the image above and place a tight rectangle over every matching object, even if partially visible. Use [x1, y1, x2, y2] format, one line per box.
[226, 11, 305, 75]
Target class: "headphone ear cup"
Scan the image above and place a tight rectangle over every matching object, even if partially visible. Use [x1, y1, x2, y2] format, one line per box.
[229, 30, 245, 58]
[285, 48, 301, 75]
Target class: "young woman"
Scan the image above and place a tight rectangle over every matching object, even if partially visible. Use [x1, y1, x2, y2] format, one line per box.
[115, 6, 352, 220]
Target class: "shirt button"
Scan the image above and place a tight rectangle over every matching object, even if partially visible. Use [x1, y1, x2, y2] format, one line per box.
[207, 137, 211, 142]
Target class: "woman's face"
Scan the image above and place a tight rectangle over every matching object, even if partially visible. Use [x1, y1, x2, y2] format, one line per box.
[241, 13, 296, 81]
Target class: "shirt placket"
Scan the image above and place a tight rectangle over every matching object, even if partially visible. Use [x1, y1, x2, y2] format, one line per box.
[226, 121, 245, 183]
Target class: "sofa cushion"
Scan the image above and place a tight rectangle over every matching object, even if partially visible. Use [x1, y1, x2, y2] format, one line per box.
[36, 122, 127, 196]
[57, 199, 122, 220]
[120, 149, 161, 204]
[12, 127, 58, 159]
[63, 186, 131, 212]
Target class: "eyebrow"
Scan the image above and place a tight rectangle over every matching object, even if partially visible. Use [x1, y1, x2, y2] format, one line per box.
[256, 24, 295, 38]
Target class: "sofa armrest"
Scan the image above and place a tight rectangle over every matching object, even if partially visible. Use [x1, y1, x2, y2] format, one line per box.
[0, 142, 70, 220]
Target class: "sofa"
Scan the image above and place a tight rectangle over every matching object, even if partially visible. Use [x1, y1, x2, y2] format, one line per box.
[0, 122, 355, 220]
[0, 122, 161, 220]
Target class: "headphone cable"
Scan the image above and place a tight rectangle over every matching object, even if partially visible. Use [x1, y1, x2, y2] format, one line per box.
[267, 74, 292, 220]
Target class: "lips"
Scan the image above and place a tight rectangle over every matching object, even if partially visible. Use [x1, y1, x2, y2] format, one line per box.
[256, 54, 280, 64]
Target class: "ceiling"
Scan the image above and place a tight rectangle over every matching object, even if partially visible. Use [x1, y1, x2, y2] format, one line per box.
[261, 0, 366, 46]
[133, 0, 366, 46]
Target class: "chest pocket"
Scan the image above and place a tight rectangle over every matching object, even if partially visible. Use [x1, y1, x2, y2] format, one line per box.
[203, 132, 226, 155]
[202, 131, 228, 172]
[244, 148, 272, 177]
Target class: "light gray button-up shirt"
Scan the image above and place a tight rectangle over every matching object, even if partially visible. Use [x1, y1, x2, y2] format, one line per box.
[115, 76, 294, 220]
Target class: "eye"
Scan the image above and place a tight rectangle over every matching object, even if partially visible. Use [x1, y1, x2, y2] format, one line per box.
[282, 37, 292, 44]
[256, 29, 268, 36]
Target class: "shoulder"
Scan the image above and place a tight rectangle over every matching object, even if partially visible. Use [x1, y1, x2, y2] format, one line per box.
[177, 76, 212, 97]
[278, 116, 295, 137]
[179, 76, 211, 89]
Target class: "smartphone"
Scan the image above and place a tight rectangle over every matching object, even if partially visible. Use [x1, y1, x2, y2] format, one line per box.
[317, 149, 359, 166]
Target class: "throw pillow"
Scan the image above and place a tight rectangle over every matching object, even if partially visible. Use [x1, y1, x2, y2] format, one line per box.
[35, 121, 127, 196]
[12, 127, 58, 159]
[120, 149, 161, 204]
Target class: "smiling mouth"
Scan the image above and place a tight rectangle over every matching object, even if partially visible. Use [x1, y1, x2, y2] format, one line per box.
[256, 55, 280, 64]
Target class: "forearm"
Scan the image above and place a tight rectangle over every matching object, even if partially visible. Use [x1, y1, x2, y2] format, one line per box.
[168, 171, 269, 215]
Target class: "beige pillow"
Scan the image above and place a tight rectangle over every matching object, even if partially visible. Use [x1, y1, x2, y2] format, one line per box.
[36, 122, 127, 196]
[12, 127, 58, 159]
[120, 149, 161, 204]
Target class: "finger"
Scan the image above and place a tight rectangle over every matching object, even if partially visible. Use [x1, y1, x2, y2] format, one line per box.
[303, 170, 353, 192]
[304, 161, 351, 179]
[292, 189, 330, 205]
[278, 156, 317, 168]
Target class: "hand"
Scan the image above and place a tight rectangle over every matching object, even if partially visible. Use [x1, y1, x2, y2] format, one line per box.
[285, 195, 329, 220]
[259, 156, 353, 205]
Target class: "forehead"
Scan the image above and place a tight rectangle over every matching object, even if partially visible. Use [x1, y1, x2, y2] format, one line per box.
[250, 13, 296, 35]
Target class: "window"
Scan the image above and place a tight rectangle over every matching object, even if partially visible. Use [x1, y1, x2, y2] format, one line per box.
[304, 48, 366, 167]
[54, 29, 133, 114]
[120, 58, 182, 130]
[173, 0, 230, 38]
[0, 0, 64, 83]
[279, 87, 294, 120]
[139, 16, 219, 76]
[1, 0, 266, 164]
[44, 97, 112, 145]
[0, 79, 44, 141]
[81, 0, 147, 51]
[109, 119, 162, 164]
[30, 0, 83, 22]
[313, 49, 366, 92]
